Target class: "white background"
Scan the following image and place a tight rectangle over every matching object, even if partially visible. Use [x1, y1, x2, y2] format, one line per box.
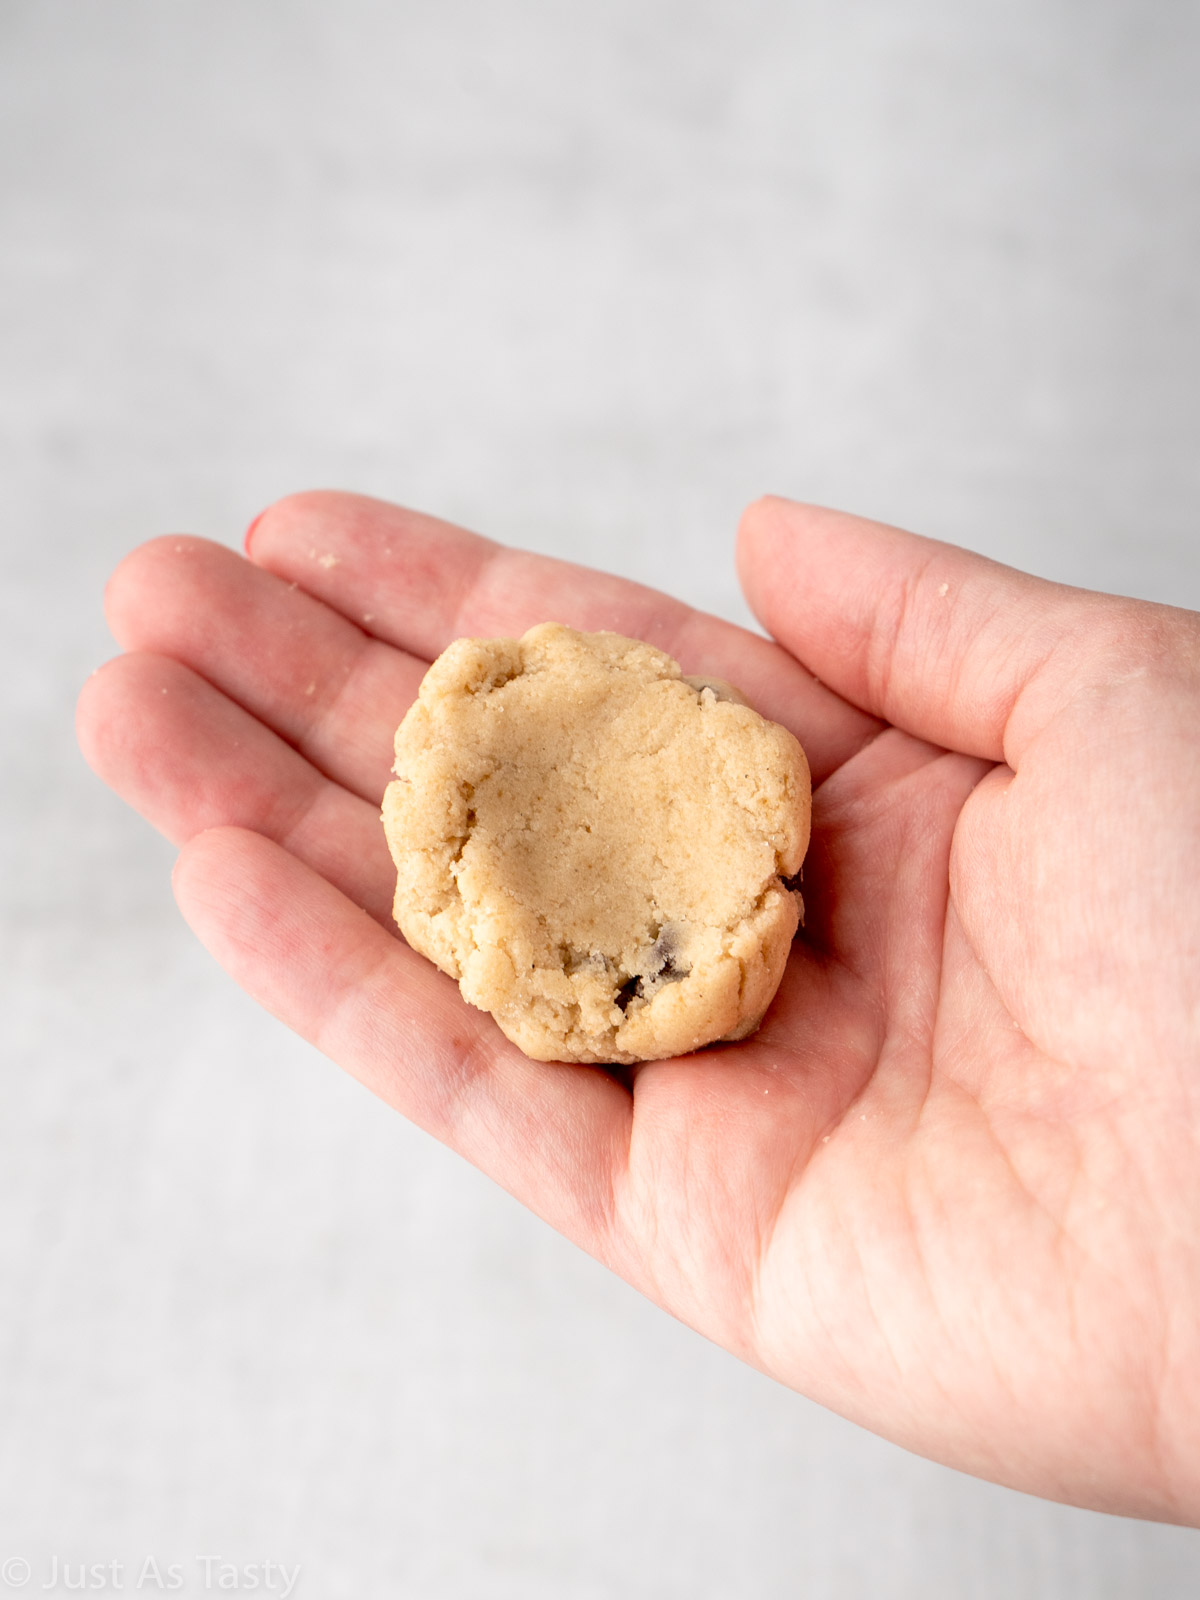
[3, 2, 1199, 1594]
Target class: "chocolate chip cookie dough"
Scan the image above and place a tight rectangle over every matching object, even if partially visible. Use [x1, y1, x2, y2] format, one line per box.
[382, 624, 810, 1063]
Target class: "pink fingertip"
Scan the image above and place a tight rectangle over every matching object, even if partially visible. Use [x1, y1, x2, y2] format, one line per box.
[243, 511, 266, 555]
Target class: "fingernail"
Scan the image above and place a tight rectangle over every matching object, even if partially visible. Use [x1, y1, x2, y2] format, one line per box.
[243, 511, 266, 555]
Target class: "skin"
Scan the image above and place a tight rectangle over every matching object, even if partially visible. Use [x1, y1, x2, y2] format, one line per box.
[76, 492, 1200, 1523]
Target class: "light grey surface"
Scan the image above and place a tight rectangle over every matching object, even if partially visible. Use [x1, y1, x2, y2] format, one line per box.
[3, 2, 1199, 1595]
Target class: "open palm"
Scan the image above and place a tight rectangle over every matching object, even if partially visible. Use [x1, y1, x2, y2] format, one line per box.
[77, 493, 1200, 1524]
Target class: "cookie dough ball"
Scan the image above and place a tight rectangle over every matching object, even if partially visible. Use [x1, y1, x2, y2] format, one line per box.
[382, 624, 810, 1064]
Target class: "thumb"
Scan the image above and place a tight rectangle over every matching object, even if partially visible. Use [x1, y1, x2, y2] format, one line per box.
[736, 497, 1158, 766]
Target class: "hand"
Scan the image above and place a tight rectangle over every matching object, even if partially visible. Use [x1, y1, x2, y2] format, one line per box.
[77, 493, 1200, 1524]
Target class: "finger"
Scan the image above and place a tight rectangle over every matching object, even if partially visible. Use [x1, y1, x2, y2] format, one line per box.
[76, 653, 396, 924]
[245, 491, 883, 784]
[737, 496, 1155, 766]
[173, 824, 636, 1264]
[105, 536, 421, 805]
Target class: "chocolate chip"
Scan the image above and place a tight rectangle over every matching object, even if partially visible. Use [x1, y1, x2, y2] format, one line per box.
[615, 977, 641, 1014]
[566, 948, 611, 977]
[642, 926, 690, 987]
[646, 927, 675, 976]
